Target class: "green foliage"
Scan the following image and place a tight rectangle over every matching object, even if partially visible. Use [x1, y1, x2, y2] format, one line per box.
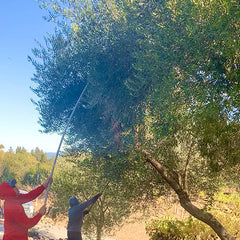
[0, 148, 51, 185]
[0, 167, 16, 183]
[22, 165, 50, 186]
[52, 155, 133, 238]
[146, 190, 240, 240]
[32, 0, 146, 153]
[0, 151, 37, 181]
[31, 147, 48, 163]
[31, 1, 240, 238]
[146, 216, 213, 240]
[16, 146, 27, 154]
[32, 0, 240, 163]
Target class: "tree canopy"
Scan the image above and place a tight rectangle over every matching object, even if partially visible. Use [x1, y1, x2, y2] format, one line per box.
[30, 0, 240, 239]
[31, 0, 240, 153]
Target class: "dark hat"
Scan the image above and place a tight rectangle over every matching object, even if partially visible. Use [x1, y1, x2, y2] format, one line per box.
[7, 179, 17, 188]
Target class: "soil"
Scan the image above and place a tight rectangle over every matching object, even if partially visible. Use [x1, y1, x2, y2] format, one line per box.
[30, 213, 149, 240]
[31, 196, 187, 240]
[0, 195, 188, 240]
[29, 214, 149, 240]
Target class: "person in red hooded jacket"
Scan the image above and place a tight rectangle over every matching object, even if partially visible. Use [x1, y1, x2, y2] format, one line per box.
[0, 177, 53, 240]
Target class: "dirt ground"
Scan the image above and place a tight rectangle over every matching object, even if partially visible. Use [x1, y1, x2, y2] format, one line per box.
[33, 213, 149, 240]
[32, 196, 188, 240]
[0, 195, 188, 240]
[30, 196, 152, 240]
[33, 218, 67, 239]
[110, 218, 149, 240]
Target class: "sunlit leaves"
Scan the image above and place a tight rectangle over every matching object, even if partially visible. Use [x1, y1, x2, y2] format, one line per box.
[32, 0, 240, 195]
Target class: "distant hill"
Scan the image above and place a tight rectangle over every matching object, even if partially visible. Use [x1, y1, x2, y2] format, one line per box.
[46, 152, 56, 159]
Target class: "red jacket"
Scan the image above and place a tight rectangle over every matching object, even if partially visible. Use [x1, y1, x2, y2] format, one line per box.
[0, 182, 46, 240]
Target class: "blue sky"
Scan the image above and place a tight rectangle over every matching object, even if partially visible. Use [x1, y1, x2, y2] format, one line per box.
[0, 0, 61, 152]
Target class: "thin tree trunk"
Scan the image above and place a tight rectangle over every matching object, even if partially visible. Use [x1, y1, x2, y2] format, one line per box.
[141, 149, 236, 240]
[96, 227, 101, 240]
[96, 218, 103, 240]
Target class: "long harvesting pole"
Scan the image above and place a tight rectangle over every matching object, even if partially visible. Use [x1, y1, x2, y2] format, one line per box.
[44, 83, 89, 204]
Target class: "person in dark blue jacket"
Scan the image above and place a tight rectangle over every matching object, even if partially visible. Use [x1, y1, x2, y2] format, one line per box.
[67, 193, 102, 240]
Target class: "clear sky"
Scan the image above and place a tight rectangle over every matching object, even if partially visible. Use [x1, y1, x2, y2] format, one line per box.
[0, 0, 61, 153]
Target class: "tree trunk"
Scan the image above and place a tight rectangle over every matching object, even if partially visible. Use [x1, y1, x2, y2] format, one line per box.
[96, 226, 102, 240]
[142, 149, 236, 240]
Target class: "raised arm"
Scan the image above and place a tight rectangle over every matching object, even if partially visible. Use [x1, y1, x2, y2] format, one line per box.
[17, 177, 53, 203]
[80, 193, 102, 210]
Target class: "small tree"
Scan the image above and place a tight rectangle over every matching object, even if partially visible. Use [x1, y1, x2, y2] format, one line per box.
[52, 156, 133, 240]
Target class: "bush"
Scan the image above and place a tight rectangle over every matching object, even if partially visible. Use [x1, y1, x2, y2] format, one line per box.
[146, 216, 215, 240]
[146, 190, 240, 240]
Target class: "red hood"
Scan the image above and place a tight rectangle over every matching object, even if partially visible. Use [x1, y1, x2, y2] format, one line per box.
[0, 182, 16, 200]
